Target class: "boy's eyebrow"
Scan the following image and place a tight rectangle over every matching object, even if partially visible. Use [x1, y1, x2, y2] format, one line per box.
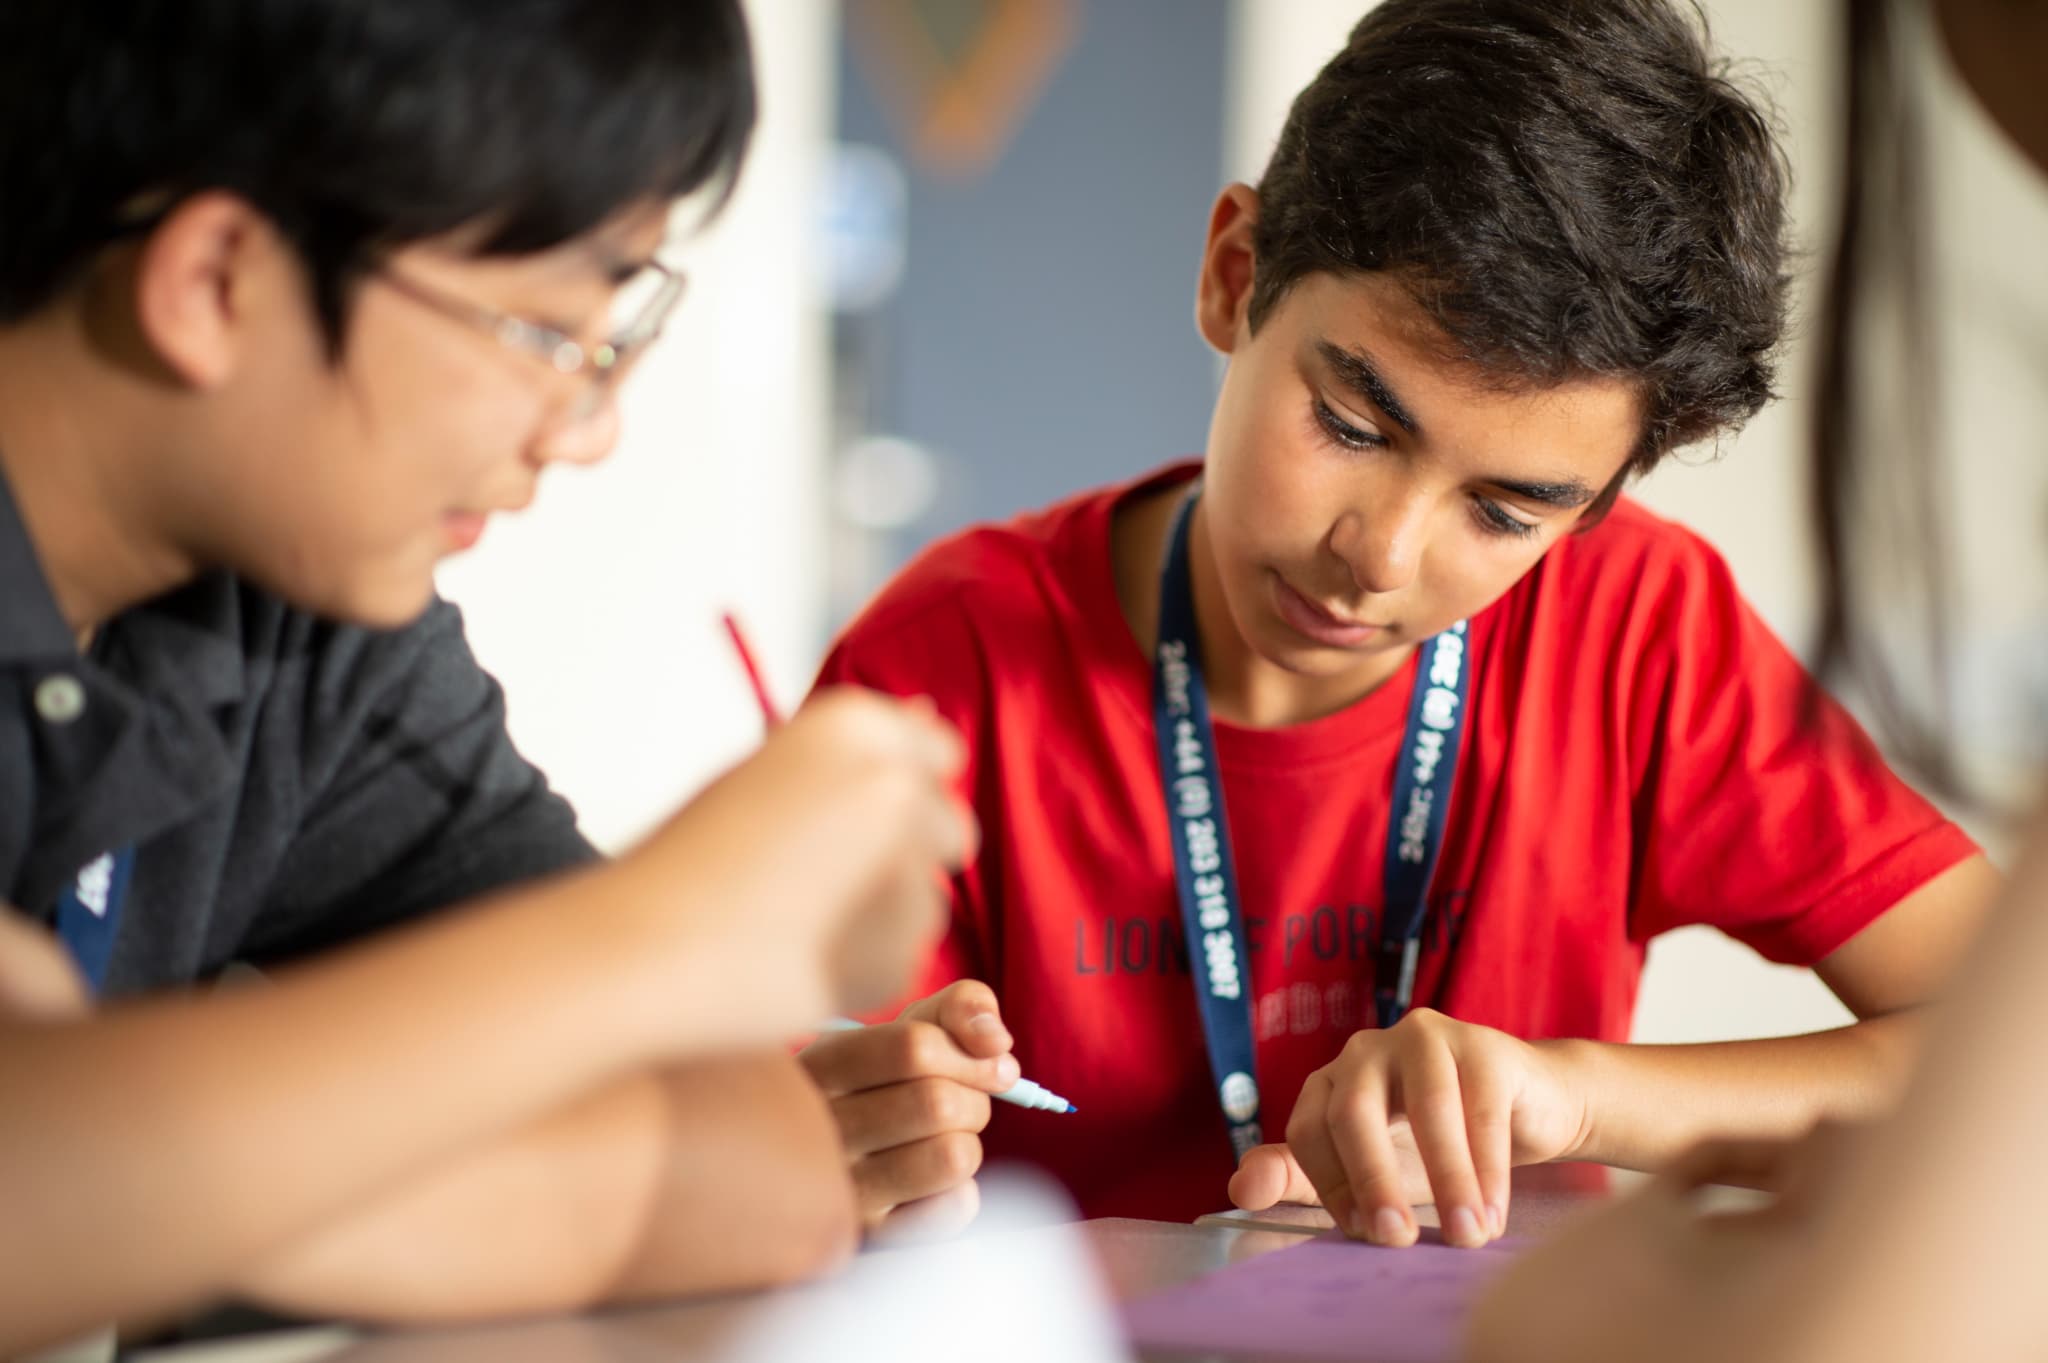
[591, 249, 656, 283]
[585, 237, 677, 281]
[1316, 340, 1422, 436]
[1486, 476, 1598, 509]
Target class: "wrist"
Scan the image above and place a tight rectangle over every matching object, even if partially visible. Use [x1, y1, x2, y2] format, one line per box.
[1532, 1037, 1604, 1164]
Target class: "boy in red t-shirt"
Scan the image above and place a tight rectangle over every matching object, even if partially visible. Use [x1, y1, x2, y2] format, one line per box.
[799, 0, 1995, 1246]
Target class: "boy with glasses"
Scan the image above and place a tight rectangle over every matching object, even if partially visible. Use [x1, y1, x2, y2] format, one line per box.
[0, 1, 970, 1352]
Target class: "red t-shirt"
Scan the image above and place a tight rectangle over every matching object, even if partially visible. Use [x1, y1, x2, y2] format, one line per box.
[814, 462, 1976, 1223]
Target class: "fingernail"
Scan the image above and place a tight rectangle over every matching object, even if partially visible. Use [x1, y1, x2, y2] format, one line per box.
[967, 1012, 1005, 1039]
[1487, 1202, 1505, 1238]
[1372, 1207, 1407, 1245]
[992, 1055, 1021, 1087]
[1449, 1206, 1485, 1247]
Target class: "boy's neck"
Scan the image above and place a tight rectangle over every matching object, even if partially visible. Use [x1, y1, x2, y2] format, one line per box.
[0, 315, 200, 643]
[1111, 479, 1413, 730]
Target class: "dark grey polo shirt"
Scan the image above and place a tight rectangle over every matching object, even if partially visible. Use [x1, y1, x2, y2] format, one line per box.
[0, 470, 595, 997]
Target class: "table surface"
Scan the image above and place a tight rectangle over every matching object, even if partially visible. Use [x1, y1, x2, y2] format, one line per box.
[134, 1166, 1632, 1363]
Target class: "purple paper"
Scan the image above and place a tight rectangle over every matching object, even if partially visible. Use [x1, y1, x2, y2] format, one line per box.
[1121, 1229, 1526, 1362]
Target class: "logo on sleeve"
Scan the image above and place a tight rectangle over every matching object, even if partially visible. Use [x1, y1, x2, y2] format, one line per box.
[73, 852, 116, 918]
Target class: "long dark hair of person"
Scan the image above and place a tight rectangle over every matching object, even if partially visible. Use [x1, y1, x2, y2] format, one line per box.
[1812, 0, 1963, 794]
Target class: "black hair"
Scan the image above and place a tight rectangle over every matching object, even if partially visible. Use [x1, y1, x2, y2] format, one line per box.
[0, 0, 755, 347]
[1250, 0, 1792, 495]
[1811, 0, 1955, 791]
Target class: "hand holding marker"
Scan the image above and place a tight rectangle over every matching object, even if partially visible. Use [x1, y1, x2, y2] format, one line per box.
[719, 611, 1077, 1117]
[818, 1016, 1075, 1112]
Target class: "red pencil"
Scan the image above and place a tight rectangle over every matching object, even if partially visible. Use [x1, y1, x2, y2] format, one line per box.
[720, 612, 783, 729]
[720, 609, 782, 728]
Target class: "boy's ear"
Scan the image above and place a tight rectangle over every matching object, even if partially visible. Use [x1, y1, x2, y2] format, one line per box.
[1194, 184, 1260, 355]
[130, 191, 283, 389]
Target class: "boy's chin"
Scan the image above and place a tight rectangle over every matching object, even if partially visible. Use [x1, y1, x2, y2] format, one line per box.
[345, 584, 440, 631]
[1254, 620, 1394, 670]
[270, 570, 439, 632]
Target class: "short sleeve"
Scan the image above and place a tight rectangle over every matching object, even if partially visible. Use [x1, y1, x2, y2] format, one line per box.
[240, 598, 595, 966]
[1624, 536, 1978, 963]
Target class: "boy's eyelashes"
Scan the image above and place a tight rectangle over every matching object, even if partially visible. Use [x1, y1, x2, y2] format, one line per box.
[1312, 396, 1388, 451]
[1310, 397, 1541, 541]
[1471, 497, 1539, 539]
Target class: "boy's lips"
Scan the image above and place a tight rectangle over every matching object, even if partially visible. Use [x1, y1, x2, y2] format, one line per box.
[443, 511, 489, 550]
[443, 491, 534, 550]
[1271, 573, 1387, 648]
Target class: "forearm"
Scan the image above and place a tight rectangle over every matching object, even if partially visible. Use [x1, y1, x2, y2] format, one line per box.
[0, 693, 953, 1355]
[240, 1053, 857, 1322]
[1750, 824, 2048, 1363]
[0, 862, 745, 1355]
[1482, 842, 2048, 1363]
[1547, 1011, 1924, 1172]
[605, 1052, 859, 1300]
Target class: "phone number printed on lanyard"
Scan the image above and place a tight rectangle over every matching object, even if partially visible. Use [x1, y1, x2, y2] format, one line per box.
[1159, 639, 1244, 1005]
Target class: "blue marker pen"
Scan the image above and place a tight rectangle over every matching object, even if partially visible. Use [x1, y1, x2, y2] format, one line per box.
[821, 1018, 1077, 1114]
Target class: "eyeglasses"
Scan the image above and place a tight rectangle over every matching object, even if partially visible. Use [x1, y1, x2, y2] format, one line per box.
[107, 190, 687, 419]
[377, 259, 688, 419]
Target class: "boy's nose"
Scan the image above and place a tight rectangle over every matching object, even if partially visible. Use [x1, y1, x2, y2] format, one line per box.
[1329, 495, 1425, 596]
[533, 388, 622, 467]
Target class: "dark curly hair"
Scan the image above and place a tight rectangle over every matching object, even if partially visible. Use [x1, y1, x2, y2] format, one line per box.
[1249, 0, 1792, 496]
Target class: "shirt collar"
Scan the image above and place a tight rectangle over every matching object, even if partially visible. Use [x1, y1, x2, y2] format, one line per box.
[101, 573, 249, 712]
[0, 461, 246, 710]
[0, 461, 82, 665]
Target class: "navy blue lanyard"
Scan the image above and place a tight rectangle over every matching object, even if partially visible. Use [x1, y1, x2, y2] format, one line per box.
[1152, 490, 1471, 1153]
[55, 847, 136, 995]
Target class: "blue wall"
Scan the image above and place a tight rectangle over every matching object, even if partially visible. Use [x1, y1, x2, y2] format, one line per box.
[834, 0, 1229, 592]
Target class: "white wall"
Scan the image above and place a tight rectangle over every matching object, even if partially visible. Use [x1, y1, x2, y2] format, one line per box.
[1224, 0, 2048, 1043]
[436, 0, 837, 855]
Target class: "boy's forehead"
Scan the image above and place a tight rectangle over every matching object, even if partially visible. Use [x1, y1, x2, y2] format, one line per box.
[1287, 271, 1474, 373]
[1295, 272, 1635, 403]
[421, 199, 678, 275]
[1283, 273, 1490, 394]
[595, 200, 682, 256]
[534, 201, 680, 274]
